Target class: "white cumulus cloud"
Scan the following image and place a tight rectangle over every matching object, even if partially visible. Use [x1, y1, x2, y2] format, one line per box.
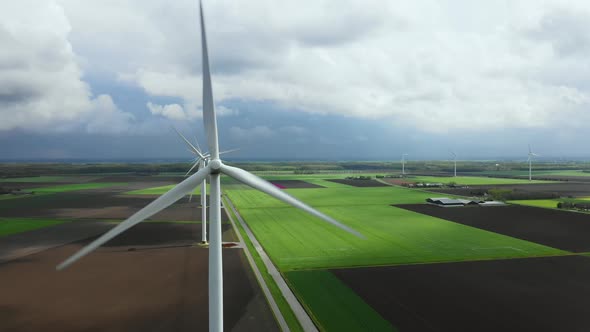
[147, 102, 187, 120]
[0, 1, 135, 134]
[7, 0, 590, 135]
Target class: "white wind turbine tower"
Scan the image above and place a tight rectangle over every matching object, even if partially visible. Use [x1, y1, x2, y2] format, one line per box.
[401, 153, 408, 176]
[527, 144, 539, 181]
[57, 3, 364, 331]
[450, 151, 457, 177]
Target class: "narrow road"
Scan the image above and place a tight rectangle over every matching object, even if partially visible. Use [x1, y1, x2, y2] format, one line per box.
[223, 196, 318, 332]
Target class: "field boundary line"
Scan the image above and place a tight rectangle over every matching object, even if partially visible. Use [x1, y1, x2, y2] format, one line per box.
[224, 195, 318, 332]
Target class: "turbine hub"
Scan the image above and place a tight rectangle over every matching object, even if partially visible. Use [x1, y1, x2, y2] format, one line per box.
[209, 159, 222, 172]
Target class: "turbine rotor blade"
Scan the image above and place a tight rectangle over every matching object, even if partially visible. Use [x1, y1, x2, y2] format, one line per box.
[200, 1, 219, 159]
[221, 164, 364, 239]
[57, 166, 212, 270]
[194, 135, 203, 154]
[174, 126, 205, 159]
[185, 159, 201, 177]
[219, 148, 240, 156]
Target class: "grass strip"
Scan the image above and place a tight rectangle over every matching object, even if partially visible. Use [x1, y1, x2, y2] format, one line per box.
[223, 196, 303, 332]
[0, 218, 69, 237]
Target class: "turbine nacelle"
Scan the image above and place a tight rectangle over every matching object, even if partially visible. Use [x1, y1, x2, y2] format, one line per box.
[209, 159, 222, 172]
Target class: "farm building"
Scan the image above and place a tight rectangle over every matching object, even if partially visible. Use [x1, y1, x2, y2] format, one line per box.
[478, 200, 507, 206]
[426, 197, 468, 206]
[426, 197, 505, 207]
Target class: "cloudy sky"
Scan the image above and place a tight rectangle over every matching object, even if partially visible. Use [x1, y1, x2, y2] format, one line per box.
[1, 0, 589, 161]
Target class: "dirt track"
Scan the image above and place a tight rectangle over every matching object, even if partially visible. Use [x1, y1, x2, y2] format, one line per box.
[397, 204, 590, 252]
[0, 222, 277, 332]
[333, 255, 590, 332]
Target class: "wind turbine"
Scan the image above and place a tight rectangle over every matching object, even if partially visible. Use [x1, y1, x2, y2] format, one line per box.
[401, 153, 408, 176]
[173, 127, 209, 244]
[174, 127, 238, 244]
[527, 144, 539, 181]
[450, 151, 457, 177]
[56, 3, 364, 332]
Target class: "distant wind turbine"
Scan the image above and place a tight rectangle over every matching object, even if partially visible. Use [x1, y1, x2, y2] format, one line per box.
[527, 144, 539, 181]
[450, 151, 457, 177]
[401, 153, 408, 176]
[173, 127, 209, 244]
[57, 3, 364, 331]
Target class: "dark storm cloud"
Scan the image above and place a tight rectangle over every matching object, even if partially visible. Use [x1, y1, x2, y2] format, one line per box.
[0, 83, 41, 105]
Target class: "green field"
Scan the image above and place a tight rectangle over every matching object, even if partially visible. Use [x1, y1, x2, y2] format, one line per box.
[509, 198, 590, 210]
[226, 185, 564, 271]
[0, 218, 68, 237]
[223, 197, 303, 332]
[508, 200, 559, 209]
[226, 177, 568, 330]
[408, 175, 552, 185]
[0, 183, 121, 200]
[286, 270, 395, 331]
[125, 174, 390, 195]
[30, 182, 123, 193]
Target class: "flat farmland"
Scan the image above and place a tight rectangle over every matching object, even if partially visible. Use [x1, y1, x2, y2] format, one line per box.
[398, 204, 590, 252]
[0, 174, 279, 331]
[4, 171, 589, 331]
[226, 186, 563, 271]
[226, 175, 582, 330]
[331, 255, 590, 332]
[0, 192, 224, 222]
[0, 223, 276, 332]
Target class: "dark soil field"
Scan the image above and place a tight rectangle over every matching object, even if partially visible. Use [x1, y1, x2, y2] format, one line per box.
[96, 175, 186, 183]
[0, 221, 112, 263]
[428, 182, 590, 198]
[270, 179, 324, 189]
[333, 255, 590, 332]
[397, 204, 590, 252]
[326, 179, 389, 187]
[380, 178, 414, 186]
[0, 222, 277, 332]
[0, 182, 67, 190]
[0, 192, 228, 221]
[535, 175, 590, 182]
